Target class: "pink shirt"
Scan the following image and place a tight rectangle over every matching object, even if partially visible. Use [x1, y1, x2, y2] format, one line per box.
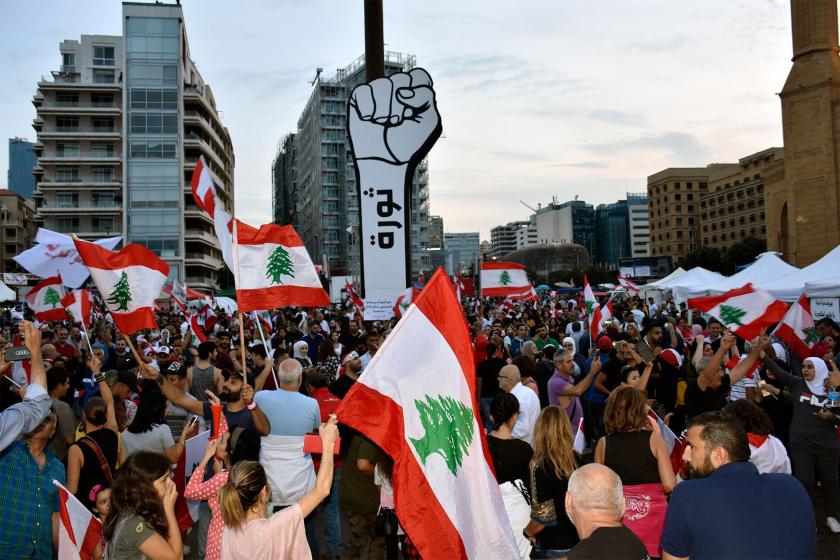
[220, 503, 310, 560]
[185, 467, 228, 560]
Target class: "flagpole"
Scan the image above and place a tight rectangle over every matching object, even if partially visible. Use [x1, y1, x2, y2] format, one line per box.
[80, 323, 94, 355]
[231, 218, 249, 384]
[253, 311, 280, 389]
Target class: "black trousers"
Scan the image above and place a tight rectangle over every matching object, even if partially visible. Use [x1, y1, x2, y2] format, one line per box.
[790, 443, 839, 519]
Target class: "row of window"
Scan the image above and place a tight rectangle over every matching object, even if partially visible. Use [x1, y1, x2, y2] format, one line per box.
[703, 227, 766, 244]
[701, 199, 763, 218]
[55, 142, 115, 157]
[130, 89, 178, 110]
[127, 63, 178, 86]
[54, 92, 114, 106]
[130, 140, 178, 159]
[130, 113, 178, 134]
[54, 192, 117, 208]
[650, 181, 708, 195]
[54, 216, 115, 233]
[54, 116, 115, 131]
[701, 185, 764, 207]
[54, 166, 115, 182]
[653, 205, 695, 217]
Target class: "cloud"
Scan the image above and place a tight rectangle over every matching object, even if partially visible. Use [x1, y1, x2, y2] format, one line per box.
[587, 109, 646, 127]
[583, 131, 712, 164]
[547, 161, 610, 169]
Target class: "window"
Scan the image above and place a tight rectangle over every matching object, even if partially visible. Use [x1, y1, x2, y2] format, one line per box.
[130, 113, 178, 134]
[92, 70, 115, 84]
[56, 92, 78, 106]
[130, 140, 177, 159]
[91, 217, 115, 232]
[91, 142, 114, 157]
[56, 166, 79, 181]
[674, 182, 681, 188]
[56, 142, 79, 157]
[91, 93, 114, 107]
[130, 89, 178, 110]
[56, 116, 79, 131]
[92, 117, 114, 132]
[56, 192, 79, 208]
[92, 192, 116, 208]
[61, 52, 75, 71]
[55, 217, 79, 232]
[93, 46, 115, 66]
[91, 167, 115, 182]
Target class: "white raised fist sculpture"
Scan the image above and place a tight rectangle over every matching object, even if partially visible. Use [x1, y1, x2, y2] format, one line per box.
[348, 68, 442, 165]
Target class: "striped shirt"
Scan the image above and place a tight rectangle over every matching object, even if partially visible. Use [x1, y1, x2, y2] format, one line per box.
[0, 440, 66, 559]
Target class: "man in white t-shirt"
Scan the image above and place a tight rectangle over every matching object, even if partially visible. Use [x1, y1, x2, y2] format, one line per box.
[498, 365, 540, 445]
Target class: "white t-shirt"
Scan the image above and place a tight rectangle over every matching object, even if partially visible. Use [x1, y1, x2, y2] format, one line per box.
[121, 423, 175, 458]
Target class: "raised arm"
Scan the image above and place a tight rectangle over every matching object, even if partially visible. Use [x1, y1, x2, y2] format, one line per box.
[142, 363, 204, 416]
[727, 335, 768, 386]
[691, 334, 705, 367]
[698, 333, 735, 389]
[242, 385, 270, 436]
[297, 415, 338, 517]
[760, 353, 800, 389]
[185, 439, 227, 501]
[564, 356, 602, 397]
[638, 361, 654, 393]
[89, 353, 118, 433]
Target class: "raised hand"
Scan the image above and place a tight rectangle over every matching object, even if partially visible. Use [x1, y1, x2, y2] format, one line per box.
[205, 390, 221, 407]
[241, 384, 254, 406]
[20, 321, 42, 355]
[319, 413, 339, 445]
[348, 68, 442, 164]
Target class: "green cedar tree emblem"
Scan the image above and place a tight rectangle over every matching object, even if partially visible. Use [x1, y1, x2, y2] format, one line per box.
[266, 246, 295, 285]
[106, 271, 132, 311]
[43, 287, 61, 308]
[802, 326, 819, 345]
[499, 270, 512, 286]
[718, 305, 747, 327]
[585, 300, 595, 317]
[409, 394, 475, 477]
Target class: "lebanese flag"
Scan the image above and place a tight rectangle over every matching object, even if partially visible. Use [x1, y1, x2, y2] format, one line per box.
[507, 285, 538, 302]
[170, 280, 187, 314]
[572, 418, 585, 454]
[233, 221, 329, 312]
[73, 239, 169, 335]
[252, 310, 273, 334]
[189, 314, 208, 343]
[195, 302, 217, 332]
[345, 279, 365, 315]
[55, 480, 100, 560]
[26, 276, 68, 322]
[336, 268, 519, 559]
[189, 156, 235, 271]
[618, 276, 640, 292]
[480, 261, 530, 297]
[647, 410, 686, 474]
[688, 284, 789, 341]
[772, 294, 817, 361]
[60, 289, 92, 328]
[454, 272, 465, 301]
[584, 276, 600, 341]
[394, 287, 419, 318]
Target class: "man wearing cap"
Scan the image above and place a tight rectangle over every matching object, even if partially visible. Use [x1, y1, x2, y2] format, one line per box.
[163, 361, 205, 438]
[329, 350, 362, 399]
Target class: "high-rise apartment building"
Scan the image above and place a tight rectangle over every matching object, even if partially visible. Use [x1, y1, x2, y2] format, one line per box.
[272, 133, 297, 226]
[443, 232, 480, 274]
[8, 138, 37, 198]
[30, 3, 234, 291]
[595, 193, 650, 268]
[699, 148, 780, 251]
[274, 52, 432, 277]
[647, 169, 709, 262]
[0, 189, 36, 274]
[490, 220, 530, 258]
[427, 215, 443, 250]
[627, 193, 650, 258]
[534, 200, 596, 260]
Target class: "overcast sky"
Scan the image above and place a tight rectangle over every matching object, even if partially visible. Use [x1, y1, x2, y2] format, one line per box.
[0, 0, 792, 239]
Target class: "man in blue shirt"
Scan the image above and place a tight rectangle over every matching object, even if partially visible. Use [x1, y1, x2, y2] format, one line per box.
[661, 412, 815, 560]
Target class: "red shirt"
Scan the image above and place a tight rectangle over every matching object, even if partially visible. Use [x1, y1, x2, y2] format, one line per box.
[310, 387, 342, 467]
[54, 342, 76, 360]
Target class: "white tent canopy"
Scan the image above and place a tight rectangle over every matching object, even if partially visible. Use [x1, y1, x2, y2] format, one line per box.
[804, 277, 840, 298]
[641, 267, 687, 299]
[755, 244, 840, 302]
[0, 281, 16, 302]
[650, 267, 727, 300]
[680, 253, 800, 299]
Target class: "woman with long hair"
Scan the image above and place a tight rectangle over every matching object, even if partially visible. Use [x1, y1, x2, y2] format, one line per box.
[722, 399, 791, 474]
[219, 415, 338, 559]
[104, 451, 182, 559]
[121, 390, 197, 461]
[488, 393, 534, 559]
[595, 385, 676, 557]
[523, 406, 580, 558]
[67, 354, 124, 511]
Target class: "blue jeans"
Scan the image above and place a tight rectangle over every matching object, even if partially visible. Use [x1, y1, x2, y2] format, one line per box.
[530, 543, 571, 559]
[323, 467, 342, 556]
[480, 396, 495, 432]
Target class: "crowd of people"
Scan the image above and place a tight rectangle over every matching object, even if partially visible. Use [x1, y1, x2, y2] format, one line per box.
[0, 288, 838, 559]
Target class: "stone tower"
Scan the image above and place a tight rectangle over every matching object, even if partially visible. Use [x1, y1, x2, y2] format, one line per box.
[765, 0, 840, 266]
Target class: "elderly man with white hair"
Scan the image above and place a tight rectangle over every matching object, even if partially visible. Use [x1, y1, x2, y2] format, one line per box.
[254, 358, 323, 555]
[564, 463, 649, 560]
[497, 364, 540, 445]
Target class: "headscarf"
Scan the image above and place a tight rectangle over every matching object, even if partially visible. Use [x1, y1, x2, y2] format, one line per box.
[562, 336, 576, 356]
[521, 340, 538, 361]
[803, 357, 829, 396]
[770, 343, 787, 364]
[293, 340, 312, 366]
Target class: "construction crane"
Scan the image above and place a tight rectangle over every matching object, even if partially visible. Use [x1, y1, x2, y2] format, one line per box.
[519, 200, 538, 213]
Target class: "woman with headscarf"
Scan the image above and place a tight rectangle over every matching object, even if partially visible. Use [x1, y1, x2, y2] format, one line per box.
[561, 337, 586, 380]
[761, 354, 840, 533]
[292, 340, 312, 369]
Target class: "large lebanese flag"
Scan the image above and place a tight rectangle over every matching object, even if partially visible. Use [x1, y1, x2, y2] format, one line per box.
[337, 268, 519, 559]
[234, 221, 329, 312]
[189, 156, 235, 271]
[688, 283, 789, 341]
[60, 289, 92, 328]
[73, 239, 169, 335]
[773, 294, 817, 360]
[26, 276, 68, 322]
[480, 261, 530, 297]
[55, 480, 100, 560]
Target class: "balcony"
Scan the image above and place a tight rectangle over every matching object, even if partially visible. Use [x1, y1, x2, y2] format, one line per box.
[185, 251, 224, 269]
[185, 229, 219, 247]
[39, 75, 121, 91]
[38, 202, 121, 214]
[38, 102, 121, 115]
[37, 175, 121, 189]
[38, 126, 120, 138]
[39, 152, 121, 164]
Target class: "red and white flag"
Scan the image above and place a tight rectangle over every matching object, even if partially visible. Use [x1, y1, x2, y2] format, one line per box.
[55, 480, 101, 560]
[189, 156, 235, 271]
[73, 240, 169, 335]
[647, 410, 686, 474]
[772, 294, 818, 361]
[572, 418, 585, 454]
[25, 277, 68, 322]
[618, 276, 640, 292]
[171, 280, 187, 314]
[507, 285, 538, 302]
[394, 287, 419, 318]
[345, 279, 365, 315]
[60, 289, 92, 328]
[480, 261, 530, 297]
[583, 276, 601, 341]
[189, 313, 208, 343]
[688, 284, 789, 341]
[251, 310, 273, 334]
[233, 221, 329, 312]
[337, 269, 519, 559]
[454, 272, 465, 301]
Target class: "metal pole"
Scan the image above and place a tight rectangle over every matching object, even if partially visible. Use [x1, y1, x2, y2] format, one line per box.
[364, 0, 385, 80]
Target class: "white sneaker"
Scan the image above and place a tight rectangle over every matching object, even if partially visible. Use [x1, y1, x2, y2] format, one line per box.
[827, 516, 840, 534]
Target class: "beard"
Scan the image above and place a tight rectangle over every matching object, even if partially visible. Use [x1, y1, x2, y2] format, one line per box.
[219, 389, 241, 402]
[688, 455, 716, 478]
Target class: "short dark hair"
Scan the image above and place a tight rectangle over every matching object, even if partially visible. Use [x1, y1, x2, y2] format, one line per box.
[306, 369, 328, 390]
[489, 392, 519, 431]
[46, 367, 69, 392]
[198, 341, 217, 360]
[688, 411, 750, 463]
[250, 343, 267, 360]
[722, 399, 774, 436]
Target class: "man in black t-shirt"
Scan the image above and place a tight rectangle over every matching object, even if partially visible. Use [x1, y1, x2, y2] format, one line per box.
[476, 343, 506, 430]
[565, 464, 649, 560]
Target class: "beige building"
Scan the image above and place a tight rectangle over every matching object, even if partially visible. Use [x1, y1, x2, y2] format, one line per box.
[30, 3, 235, 292]
[765, 0, 840, 266]
[0, 189, 36, 274]
[647, 168, 709, 262]
[700, 148, 782, 251]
